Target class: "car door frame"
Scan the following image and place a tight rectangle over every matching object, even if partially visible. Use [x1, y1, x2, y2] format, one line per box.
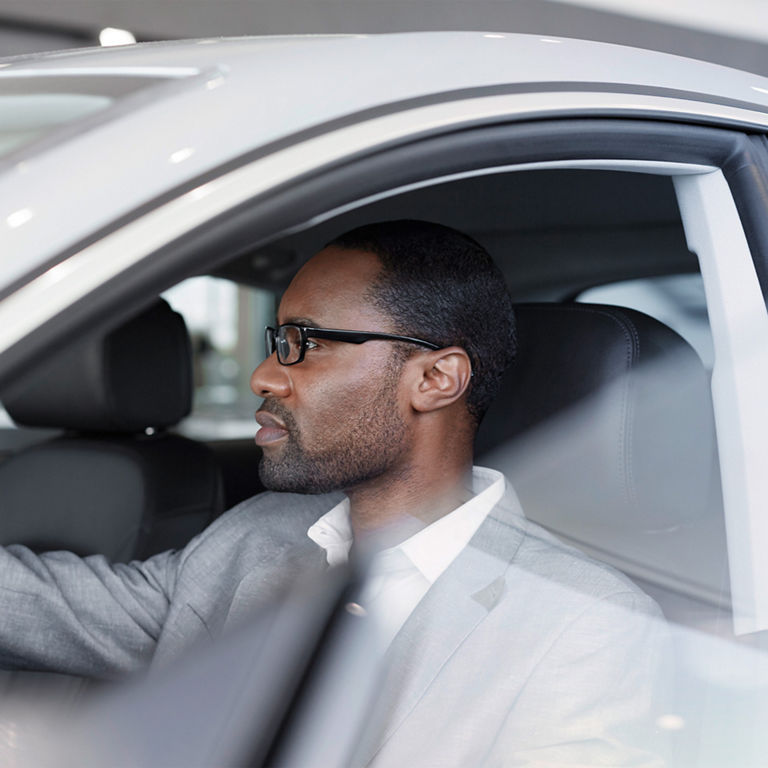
[2, 112, 768, 631]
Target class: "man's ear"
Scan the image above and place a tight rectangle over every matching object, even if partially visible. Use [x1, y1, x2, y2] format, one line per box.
[410, 347, 473, 413]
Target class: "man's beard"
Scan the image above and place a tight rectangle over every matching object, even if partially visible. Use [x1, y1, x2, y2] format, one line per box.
[257, 372, 408, 494]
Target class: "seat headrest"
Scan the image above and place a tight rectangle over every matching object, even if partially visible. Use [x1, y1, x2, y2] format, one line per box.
[2, 299, 192, 433]
[476, 302, 719, 530]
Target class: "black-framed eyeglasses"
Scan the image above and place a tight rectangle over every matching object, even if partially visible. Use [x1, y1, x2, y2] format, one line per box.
[265, 323, 440, 366]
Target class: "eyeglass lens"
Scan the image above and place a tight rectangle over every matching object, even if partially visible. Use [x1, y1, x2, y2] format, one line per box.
[267, 325, 303, 364]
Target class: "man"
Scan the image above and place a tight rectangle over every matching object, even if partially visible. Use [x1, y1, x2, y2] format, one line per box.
[0, 220, 665, 765]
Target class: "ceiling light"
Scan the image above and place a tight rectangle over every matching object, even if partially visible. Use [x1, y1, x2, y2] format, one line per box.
[99, 27, 137, 47]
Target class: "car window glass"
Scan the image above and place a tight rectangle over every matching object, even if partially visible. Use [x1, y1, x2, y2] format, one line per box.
[0, 93, 111, 158]
[0, 74, 191, 160]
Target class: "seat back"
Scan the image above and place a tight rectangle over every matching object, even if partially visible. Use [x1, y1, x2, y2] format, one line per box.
[0, 300, 223, 561]
[476, 302, 721, 532]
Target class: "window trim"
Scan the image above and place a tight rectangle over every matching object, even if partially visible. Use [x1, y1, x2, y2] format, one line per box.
[0, 116, 753, 370]
[676, 170, 768, 634]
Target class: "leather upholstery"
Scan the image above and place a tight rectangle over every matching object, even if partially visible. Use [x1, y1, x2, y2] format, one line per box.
[2, 300, 192, 432]
[476, 302, 720, 530]
[0, 300, 223, 561]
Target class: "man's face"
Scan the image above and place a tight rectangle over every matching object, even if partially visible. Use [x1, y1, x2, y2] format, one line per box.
[250, 246, 411, 494]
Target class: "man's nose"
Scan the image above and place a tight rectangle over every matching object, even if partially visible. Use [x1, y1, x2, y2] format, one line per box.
[250, 353, 292, 398]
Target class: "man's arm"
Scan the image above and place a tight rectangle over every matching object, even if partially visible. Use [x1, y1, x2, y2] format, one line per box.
[0, 544, 181, 678]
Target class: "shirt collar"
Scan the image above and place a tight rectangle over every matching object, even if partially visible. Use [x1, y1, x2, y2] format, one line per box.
[397, 466, 505, 584]
[307, 496, 352, 567]
[307, 466, 506, 578]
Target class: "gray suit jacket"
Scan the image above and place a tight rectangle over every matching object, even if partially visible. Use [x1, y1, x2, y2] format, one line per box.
[0, 488, 666, 765]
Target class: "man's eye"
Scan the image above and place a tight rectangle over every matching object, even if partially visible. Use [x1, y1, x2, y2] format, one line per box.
[305, 339, 319, 351]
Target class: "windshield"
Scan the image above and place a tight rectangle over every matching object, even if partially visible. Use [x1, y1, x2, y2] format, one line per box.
[0, 93, 111, 158]
[0, 72, 190, 160]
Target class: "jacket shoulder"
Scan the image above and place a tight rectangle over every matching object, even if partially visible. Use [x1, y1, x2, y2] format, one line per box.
[178, 490, 344, 567]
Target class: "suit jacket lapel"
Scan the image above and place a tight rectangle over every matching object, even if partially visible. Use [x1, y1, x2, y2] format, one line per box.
[359, 491, 527, 765]
[223, 507, 331, 632]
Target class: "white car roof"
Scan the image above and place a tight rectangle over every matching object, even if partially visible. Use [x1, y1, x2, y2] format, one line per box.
[6, 32, 768, 111]
[2, 32, 768, 288]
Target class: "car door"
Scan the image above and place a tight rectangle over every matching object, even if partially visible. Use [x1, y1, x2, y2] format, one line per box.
[2, 67, 768, 763]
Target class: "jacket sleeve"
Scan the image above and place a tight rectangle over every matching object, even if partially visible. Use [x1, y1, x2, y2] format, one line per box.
[0, 544, 183, 678]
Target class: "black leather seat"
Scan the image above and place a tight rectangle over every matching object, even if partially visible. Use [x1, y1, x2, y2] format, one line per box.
[476, 302, 721, 531]
[0, 299, 224, 562]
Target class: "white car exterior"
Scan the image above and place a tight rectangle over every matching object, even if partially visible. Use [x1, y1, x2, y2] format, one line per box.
[3, 32, 768, 765]
[3, 33, 768, 286]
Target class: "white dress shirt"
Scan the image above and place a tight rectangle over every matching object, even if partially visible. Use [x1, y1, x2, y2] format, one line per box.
[307, 466, 505, 647]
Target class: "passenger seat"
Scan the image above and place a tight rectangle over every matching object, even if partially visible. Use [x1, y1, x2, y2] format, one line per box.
[475, 301, 720, 530]
[474, 302, 730, 618]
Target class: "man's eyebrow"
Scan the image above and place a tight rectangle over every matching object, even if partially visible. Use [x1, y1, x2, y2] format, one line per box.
[279, 317, 317, 327]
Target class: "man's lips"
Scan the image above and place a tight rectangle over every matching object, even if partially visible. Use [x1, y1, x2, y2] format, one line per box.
[254, 411, 289, 446]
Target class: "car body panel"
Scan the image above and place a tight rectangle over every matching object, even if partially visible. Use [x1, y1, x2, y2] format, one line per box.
[3, 33, 768, 762]
[3, 32, 768, 289]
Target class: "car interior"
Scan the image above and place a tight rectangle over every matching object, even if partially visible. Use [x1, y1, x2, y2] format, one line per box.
[0, 166, 735, 698]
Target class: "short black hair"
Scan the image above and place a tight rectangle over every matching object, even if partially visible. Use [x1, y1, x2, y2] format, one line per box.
[328, 219, 516, 424]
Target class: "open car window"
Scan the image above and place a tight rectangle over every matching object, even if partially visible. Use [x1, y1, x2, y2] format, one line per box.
[1, 99, 768, 764]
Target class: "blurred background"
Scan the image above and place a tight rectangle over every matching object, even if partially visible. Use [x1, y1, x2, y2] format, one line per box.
[0, 0, 767, 75]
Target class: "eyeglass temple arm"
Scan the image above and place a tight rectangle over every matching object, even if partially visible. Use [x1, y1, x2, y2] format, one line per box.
[305, 327, 440, 350]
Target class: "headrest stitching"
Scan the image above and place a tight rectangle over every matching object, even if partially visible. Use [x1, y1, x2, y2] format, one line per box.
[549, 304, 644, 513]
